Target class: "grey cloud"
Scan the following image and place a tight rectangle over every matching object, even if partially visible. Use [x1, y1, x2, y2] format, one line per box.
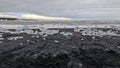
[0, 0, 120, 19]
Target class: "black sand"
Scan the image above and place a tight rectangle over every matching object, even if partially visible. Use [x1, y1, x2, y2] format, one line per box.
[0, 28, 120, 68]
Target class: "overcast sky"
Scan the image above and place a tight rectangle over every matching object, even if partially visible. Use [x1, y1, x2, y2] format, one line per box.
[0, 0, 120, 19]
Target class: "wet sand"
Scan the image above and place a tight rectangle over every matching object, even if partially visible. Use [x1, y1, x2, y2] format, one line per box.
[0, 21, 120, 68]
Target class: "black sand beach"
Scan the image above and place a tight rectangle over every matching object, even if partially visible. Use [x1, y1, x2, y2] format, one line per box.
[0, 25, 120, 68]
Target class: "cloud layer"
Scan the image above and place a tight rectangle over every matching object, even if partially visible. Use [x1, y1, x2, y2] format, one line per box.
[0, 0, 120, 19]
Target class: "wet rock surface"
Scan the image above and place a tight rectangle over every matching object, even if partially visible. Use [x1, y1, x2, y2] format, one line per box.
[0, 28, 120, 68]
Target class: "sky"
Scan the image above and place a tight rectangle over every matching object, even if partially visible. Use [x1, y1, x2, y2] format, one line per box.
[0, 0, 120, 20]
